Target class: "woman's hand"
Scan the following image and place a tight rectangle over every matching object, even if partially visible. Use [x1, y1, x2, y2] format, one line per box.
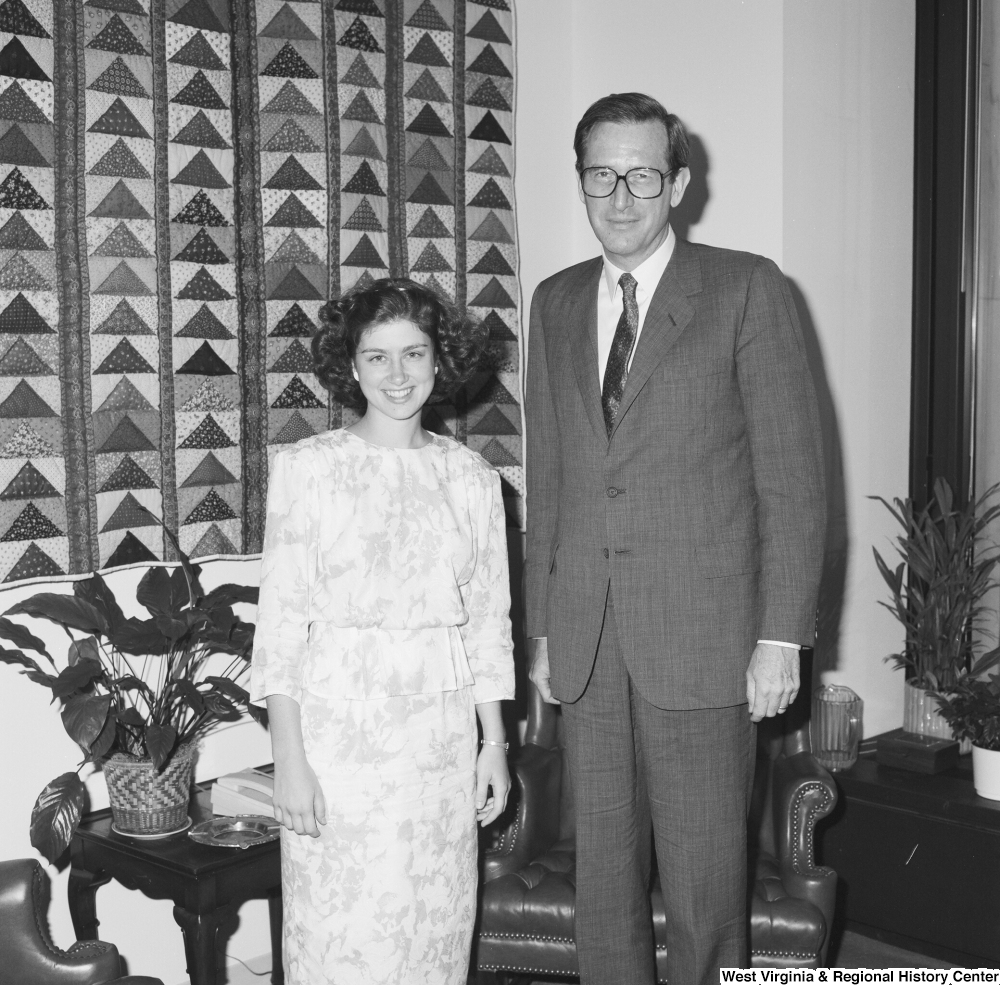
[475, 743, 511, 827]
[265, 694, 326, 838]
[273, 754, 327, 838]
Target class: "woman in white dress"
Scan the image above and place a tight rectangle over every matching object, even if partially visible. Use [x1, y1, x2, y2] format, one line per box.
[249, 278, 515, 985]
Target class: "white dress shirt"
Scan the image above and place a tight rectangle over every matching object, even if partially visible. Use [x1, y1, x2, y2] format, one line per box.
[597, 227, 676, 390]
[595, 226, 801, 655]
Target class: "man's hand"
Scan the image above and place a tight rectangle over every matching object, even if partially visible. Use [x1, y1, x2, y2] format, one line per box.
[527, 636, 560, 705]
[746, 642, 800, 722]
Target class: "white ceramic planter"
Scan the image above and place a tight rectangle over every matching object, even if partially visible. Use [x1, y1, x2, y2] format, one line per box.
[902, 680, 952, 738]
[903, 681, 973, 753]
[972, 744, 1000, 801]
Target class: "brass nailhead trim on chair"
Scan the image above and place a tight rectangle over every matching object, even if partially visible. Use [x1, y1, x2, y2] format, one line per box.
[69, 942, 111, 958]
[488, 817, 521, 860]
[481, 964, 573, 975]
[790, 781, 835, 878]
[27, 865, 114, 964]
[482, 960, 669, 983]
[30, 866, 66, 961]
[751, 950, 817, 958]
[480, 939, 671, 981]
[481, 934, 668, 948]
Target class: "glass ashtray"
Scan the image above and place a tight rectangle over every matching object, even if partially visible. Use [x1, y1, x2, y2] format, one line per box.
[188, 815, 280, 850]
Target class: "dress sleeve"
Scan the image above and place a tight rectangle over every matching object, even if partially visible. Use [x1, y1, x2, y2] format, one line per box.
[460, 464, 516, 704]
[249, 448, 316, 708]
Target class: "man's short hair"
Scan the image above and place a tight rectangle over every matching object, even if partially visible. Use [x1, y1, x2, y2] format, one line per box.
[573, 92, 690, 175]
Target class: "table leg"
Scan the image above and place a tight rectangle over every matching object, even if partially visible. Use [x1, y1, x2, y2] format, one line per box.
[267, 891, 284, 985]
[173, 905, 229, 985]
[68, 866, 111, 941]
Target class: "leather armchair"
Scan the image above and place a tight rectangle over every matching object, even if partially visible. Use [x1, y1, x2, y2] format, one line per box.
[0, 859, 163, 985]
[477, 684, 838, 982]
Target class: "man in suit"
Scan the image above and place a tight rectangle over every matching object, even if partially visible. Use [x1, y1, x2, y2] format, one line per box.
[524, 92, 825, 985]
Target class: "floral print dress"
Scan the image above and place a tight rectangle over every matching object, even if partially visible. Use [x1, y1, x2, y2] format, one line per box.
[250, 429, 515, 985]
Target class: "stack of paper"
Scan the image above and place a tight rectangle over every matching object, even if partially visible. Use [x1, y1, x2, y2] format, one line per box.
[210, 768, 275, 818]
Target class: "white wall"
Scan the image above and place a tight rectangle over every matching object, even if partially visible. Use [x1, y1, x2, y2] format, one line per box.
[515, 0, 785, 308]
[515, 0, 915, 736]
[783, 3, 915, 734]
[0, 5, 917, 982]
[0, 557, 273, 984]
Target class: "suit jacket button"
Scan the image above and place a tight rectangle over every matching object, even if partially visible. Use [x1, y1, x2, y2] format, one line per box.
[603, 548, 609, 559]
[606, 486, 618, 498]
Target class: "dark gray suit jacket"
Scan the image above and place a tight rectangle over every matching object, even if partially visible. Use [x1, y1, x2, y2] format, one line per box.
[524, 238, 826, 709]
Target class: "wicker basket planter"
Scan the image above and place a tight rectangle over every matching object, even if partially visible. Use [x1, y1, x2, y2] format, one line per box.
[102, 742, 195, 835]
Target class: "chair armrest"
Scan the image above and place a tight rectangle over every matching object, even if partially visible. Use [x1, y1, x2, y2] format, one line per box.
[484, 742, 562, 882]
[112, 978, 165, 984]
[523, 680, 560, 750]
[772, 752, 838, 935]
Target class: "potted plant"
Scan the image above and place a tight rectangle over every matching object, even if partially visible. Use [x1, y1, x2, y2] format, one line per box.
[871, 478, 1000, 738]
[935, 666, 1000, 800]
[0, 524, 262, 863]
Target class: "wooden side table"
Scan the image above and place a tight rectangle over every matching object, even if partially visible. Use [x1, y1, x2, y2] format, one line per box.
[69, 782, 282, 985]
[817, 741, 1000, 966]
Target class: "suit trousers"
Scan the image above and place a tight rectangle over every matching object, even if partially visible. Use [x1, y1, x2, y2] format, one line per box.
[560, 594, 756, 985]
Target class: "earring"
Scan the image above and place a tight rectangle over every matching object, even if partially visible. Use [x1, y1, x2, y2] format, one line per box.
[352, 366, 359, 381]
[434, 365, 439, 375]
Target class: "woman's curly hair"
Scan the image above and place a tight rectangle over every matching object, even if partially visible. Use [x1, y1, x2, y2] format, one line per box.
[312, 278, 488, 411]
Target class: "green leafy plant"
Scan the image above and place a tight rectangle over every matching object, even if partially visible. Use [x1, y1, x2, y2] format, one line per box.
[871, 477, 1000, 692]
[0, 523, 262, 864]
[935, 665, 1000, 751]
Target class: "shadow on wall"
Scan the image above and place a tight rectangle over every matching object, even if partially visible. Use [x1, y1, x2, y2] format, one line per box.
[672, 132, 850, 688]
[671, 132, 710, 241]
[505, 528, 528, 730]
[787, 279, 848, 687]
[762, 284, 848, 740]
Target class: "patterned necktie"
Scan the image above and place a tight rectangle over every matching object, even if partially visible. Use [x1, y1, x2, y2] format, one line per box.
[602, 272, 639, 436]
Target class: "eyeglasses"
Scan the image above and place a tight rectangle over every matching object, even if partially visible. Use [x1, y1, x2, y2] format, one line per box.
[580, 167, 674, 199]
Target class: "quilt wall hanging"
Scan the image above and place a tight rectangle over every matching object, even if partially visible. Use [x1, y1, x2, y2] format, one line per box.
[0, 0, 522, 586]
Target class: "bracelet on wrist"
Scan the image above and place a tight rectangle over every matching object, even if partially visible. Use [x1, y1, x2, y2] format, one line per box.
[481, 738, 508, 751]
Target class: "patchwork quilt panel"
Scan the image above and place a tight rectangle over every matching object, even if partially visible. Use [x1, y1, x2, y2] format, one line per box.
[0, 0, 521, 585]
